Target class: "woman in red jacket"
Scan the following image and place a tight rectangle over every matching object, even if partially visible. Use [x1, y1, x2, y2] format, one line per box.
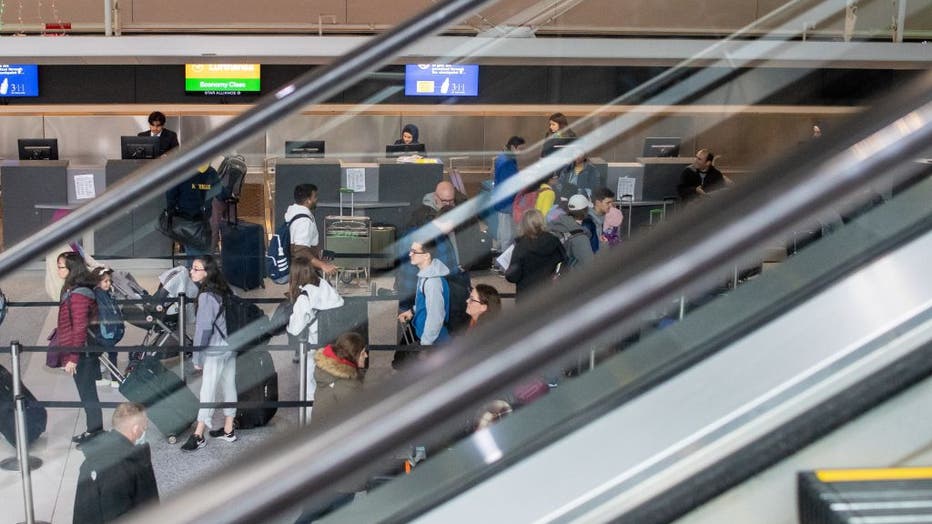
[57, 251, 102, 446]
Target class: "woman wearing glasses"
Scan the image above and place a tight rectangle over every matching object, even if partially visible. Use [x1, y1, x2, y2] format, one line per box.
[56, 251, 103, 447]
[181, 255, 237, 451]
[465, 284, 501, 330]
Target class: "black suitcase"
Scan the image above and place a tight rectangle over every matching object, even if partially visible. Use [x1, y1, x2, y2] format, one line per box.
[457, 222, 494, 271]
[221, 220, 265, 290]
[112, 357, 198, 443]
[0, 365, 47, 446]
[234, 349, 278, 429]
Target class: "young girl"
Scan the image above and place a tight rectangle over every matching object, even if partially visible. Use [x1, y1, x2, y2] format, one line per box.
[57, 252, 103, 446]
[286, 257, 344, 421]
[181, 255, 238, 451]
[92, 267, 124, 388]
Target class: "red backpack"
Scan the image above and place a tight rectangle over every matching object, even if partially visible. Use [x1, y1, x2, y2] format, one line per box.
[512, 188, 539, 224]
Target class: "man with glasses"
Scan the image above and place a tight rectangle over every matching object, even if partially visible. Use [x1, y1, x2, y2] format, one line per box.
[397, 239, 450, 347]
[677, 149, 733, 202]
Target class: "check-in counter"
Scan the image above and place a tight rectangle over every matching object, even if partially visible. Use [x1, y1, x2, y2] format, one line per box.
[1, 160, 69, 248]
[274, 158, 443, 233]
[94, 159, 172, 258]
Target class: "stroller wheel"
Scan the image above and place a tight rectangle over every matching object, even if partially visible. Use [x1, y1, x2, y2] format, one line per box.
[168, 435, 177, 444]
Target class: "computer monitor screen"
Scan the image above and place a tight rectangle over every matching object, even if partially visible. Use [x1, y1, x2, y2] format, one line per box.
[185, 64, 260, 96]
[285, 140, 325, 158]
[17, 138, 59, 161]
[541, 137, 576, 158]
[642, 137, 681, 157]
[386, 143, 426, 157]
[121, 135, 160, 160]
[1, 64, 39, 97]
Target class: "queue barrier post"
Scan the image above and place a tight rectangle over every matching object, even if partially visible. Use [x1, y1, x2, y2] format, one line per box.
[298, 341, 308, 427]
[5, 341, 49, 524]
[177, 293, 187, 382]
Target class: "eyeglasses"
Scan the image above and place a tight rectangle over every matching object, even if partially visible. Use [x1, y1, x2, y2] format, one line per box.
[408, 249, 426, 255]
[467, 296, 485, 305]
[190, 266, 206, 272]
[57, 265, 67, 269]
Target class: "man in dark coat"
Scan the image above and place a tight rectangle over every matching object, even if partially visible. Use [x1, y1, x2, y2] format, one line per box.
[138, 110, 179, 156]
[73, 402, 159, 524]
[677, 149, 733, 202]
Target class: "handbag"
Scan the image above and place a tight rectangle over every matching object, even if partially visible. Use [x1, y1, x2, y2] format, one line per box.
[46, 328, 63, 368]
[158, 209, 211, 251]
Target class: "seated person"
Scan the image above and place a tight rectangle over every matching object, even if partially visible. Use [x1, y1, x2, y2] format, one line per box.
[677, 149, 734, 202]
[138, 110, 179, 156]
[394, 123, 421, 146]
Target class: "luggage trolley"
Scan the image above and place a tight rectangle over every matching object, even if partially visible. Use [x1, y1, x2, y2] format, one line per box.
[325, 189, 371, 290]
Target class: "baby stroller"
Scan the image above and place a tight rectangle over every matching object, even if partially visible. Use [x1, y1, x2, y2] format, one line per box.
[110, 267, 198, 362]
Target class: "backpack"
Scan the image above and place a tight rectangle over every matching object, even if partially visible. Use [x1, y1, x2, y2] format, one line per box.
[214, 293, 269, 347]
[217, 154, 248, 202]
[512, 189, 539, 224]
[553, 227, 587, 272]
[265, 214, 311, 284]
[92, 288, 125, 347]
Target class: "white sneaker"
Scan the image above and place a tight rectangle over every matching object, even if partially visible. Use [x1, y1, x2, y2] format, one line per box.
[95, 378, 110, 387]
[110, 380, 120, 388]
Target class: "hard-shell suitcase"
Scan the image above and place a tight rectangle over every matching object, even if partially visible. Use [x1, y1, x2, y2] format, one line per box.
[221, 220, 266, 291]
[0, 364, 47, 446]
[105, 356, 197, 443]
[234, 349, 278, 429]
[370, 225, 396, 271]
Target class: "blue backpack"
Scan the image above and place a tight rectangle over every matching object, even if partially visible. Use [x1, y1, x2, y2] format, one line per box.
[92, 288, 125, 346]
[265, 214, 310, 284]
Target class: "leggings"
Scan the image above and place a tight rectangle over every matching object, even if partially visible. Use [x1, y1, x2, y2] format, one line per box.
[74, 354, 103, 433]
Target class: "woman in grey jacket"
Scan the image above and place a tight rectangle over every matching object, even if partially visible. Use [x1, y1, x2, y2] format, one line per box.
[181, 255, 237, 452]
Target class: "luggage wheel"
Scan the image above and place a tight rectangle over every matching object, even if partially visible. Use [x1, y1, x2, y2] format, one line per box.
[167, 434, 178, 444]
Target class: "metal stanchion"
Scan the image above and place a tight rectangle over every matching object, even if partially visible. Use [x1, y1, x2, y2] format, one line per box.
[177, 293, 187, 382]
[5, 341, 49, 524]
[298, 342, 308, 427]
[678, 295, 686, 320]
[589, 349, 596, 371]
[1, 341, 44, 474]
[733, 266, 740, 289]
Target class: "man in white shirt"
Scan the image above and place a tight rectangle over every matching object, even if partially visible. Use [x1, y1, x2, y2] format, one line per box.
[285, 183, 336, 275]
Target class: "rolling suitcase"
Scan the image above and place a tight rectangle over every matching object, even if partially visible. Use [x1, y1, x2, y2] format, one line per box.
[103, 355, 197, 443]
[0, 364, 47, 446]
[221, 219, 266, 291]
[234, 349, 278, 429]
[370, 225, 396, 271]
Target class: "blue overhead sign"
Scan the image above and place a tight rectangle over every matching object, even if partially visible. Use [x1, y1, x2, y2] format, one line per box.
[0, 64, 39, 97]
[404, 64, 479, 97]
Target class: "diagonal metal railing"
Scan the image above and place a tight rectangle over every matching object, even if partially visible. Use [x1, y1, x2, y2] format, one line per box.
[0, 0, 497, 280]
[124, 67, 932, 523]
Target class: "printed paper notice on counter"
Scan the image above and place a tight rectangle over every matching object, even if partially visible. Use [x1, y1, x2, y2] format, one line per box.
[616, 177, 636, 200]
[74, 174, 97, 200]
[346, 168, 366, 192]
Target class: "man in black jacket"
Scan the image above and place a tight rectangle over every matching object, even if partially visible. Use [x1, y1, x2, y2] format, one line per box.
[73, 402, 159, 524]
[677, 149, 733, 202]
[138, 110, 179, 156]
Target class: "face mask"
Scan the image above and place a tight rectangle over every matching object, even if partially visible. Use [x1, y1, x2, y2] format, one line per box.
[135, 430, 147, 446]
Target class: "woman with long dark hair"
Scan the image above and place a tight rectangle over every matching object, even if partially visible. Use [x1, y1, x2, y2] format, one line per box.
[286, 256, 344, 421]
[57, 251, 103, 446]
[181, 255, 237, 451]
[466, 284, 501, 330]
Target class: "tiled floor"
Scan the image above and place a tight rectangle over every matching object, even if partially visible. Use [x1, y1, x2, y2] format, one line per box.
[0, 262, 512, 523]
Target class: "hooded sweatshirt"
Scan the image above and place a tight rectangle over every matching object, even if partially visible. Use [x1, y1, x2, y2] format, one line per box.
[414, 258, 450, 345]
[549, 214, 594, 269]
[286, 279, 345, 345]
[73, 431, 159, 524]
[284, 203, 318, 249]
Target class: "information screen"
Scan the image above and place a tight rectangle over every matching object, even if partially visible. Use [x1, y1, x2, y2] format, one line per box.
[0, 64, 39, 97]
[185, 64, 260, 95]
[404, 64, 479, 97]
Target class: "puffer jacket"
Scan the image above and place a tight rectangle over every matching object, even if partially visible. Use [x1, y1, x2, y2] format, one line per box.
[311, 345, 364, 432]
[58, 286, 98, 365]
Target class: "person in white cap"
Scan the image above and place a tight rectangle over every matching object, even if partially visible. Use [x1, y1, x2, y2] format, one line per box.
[548, 194, 595, 269]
